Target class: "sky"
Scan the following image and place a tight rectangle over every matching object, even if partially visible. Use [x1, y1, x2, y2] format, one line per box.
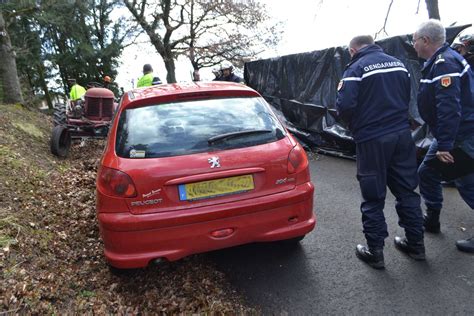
[115, 0, 473, 90]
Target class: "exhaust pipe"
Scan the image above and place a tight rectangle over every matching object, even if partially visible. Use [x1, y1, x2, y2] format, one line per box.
[151, 258, 166, 266]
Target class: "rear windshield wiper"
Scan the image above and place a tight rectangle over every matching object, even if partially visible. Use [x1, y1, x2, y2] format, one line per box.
[208, 129, 272, 144]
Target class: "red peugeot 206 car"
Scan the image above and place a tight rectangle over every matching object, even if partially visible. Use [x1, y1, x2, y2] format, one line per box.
[96, 82, 316, 269]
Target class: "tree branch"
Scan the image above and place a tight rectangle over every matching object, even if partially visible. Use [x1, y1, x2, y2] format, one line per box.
[374, 0, 394, 39]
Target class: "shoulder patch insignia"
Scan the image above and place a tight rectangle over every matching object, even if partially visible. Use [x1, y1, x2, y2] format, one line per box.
[435, 54, 445, 64]
[440, 76, 451, 88]
[337, 80, 344, 91]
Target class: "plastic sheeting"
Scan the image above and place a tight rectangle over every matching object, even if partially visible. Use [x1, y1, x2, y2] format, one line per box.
[244, 25, 471, 159]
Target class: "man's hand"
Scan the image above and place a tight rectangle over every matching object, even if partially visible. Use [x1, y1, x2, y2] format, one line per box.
[436, 151, 454, 163]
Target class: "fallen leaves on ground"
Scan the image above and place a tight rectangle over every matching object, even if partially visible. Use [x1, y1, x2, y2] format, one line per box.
[0, 105, 256, 314]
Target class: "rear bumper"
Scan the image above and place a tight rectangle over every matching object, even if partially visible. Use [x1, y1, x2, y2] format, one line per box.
[98, 182, 315, 268]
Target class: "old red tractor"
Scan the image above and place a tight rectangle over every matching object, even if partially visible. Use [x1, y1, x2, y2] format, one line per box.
[50, 86, 117, 158]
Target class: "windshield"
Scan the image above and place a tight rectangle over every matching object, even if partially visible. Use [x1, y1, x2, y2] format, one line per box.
[115, 97, 286, 158]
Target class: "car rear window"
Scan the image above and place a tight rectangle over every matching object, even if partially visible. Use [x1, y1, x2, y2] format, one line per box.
[115, 97, 286, 158]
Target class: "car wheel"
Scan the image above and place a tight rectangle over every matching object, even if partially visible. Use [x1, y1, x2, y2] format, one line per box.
[50, 125, 71, 158]
[53, 103, 67, 126]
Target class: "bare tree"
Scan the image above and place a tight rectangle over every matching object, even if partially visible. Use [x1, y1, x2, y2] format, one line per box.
[377, 0, 441, 40]
[123, 0, 186, 83]
[123, 0, 280, 82]
[179, 0, 280, 71]
[0, 10, 24, 104]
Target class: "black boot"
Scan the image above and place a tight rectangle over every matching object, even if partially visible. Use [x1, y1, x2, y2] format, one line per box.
[455, 237, 474, 253]
[355, 244, 385, 269]
[423, 208, 441, 233]
[394, 236, 426, 260]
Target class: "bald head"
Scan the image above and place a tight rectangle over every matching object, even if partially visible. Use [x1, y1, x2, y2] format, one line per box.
[349, 35, 374, 57]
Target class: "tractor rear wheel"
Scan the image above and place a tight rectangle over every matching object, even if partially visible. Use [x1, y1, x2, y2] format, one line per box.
[53, 103, 67, 126]
[50, 125, 71, 158]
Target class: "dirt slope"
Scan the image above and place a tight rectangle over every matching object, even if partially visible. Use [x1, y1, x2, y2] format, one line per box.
[0, 104, 256, 314]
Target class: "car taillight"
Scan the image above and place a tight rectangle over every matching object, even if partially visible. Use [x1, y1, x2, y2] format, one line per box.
[287, 143, 309, 174]
[97, 166, 137, 198]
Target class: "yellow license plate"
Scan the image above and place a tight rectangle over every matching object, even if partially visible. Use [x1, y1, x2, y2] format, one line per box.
[179, 174, 254, 201]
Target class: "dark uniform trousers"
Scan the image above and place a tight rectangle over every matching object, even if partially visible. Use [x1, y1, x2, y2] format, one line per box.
[418, 139, 474, 211]
[356, 129, 424, 249]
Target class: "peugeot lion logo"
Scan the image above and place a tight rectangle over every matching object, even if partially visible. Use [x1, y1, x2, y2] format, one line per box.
[208, 156, 220, 168]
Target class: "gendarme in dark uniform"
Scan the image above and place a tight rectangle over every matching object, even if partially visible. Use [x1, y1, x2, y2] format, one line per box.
[336, 36, 424, 269]
[415, 29, 474, 253]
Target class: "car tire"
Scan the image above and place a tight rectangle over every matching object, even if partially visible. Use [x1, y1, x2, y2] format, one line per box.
[53, 103, 67, 126]
[50, 125, 71, 158]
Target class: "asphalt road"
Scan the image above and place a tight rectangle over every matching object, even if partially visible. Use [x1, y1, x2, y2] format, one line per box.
[207, 154, 474, 314]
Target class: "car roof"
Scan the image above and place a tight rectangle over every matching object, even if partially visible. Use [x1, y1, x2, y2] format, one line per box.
[124, 81, 260, 108]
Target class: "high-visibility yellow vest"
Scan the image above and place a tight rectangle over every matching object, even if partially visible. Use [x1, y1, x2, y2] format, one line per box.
[137, 73, 154, 87]
[70, 84, 86, 100]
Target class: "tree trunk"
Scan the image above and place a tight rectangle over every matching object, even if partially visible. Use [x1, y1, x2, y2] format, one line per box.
[37, 63, 53, 110]
[140, 30, 177, 84]
[425, 0, 441, 20]
[0, 11, 24, 104]
[163, 54, 177, 84]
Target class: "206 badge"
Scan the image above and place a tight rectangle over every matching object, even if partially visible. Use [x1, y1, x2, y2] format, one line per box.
[208, 156, 220, 168]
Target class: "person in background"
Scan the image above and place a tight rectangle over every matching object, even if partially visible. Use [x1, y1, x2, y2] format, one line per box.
[219, 61, 243, 83]
[413, 20, 474, 253]
[451, 34, 474, 68]
[137, 64, 162, 87]
[336, 35, 425, 269]
[68, 79, 86, 101]
[103, 75, 112, 89]
[212, 66, 222, 81]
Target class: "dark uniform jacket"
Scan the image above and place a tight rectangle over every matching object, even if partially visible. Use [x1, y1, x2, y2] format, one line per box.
[220, 73, 243, 83]
[464, 52, 474, 69]
[336, 44, 411, 143]
[417, 44, 474, 154]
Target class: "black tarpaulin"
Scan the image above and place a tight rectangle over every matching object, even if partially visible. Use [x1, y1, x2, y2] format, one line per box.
[244, 25, 471, 158]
